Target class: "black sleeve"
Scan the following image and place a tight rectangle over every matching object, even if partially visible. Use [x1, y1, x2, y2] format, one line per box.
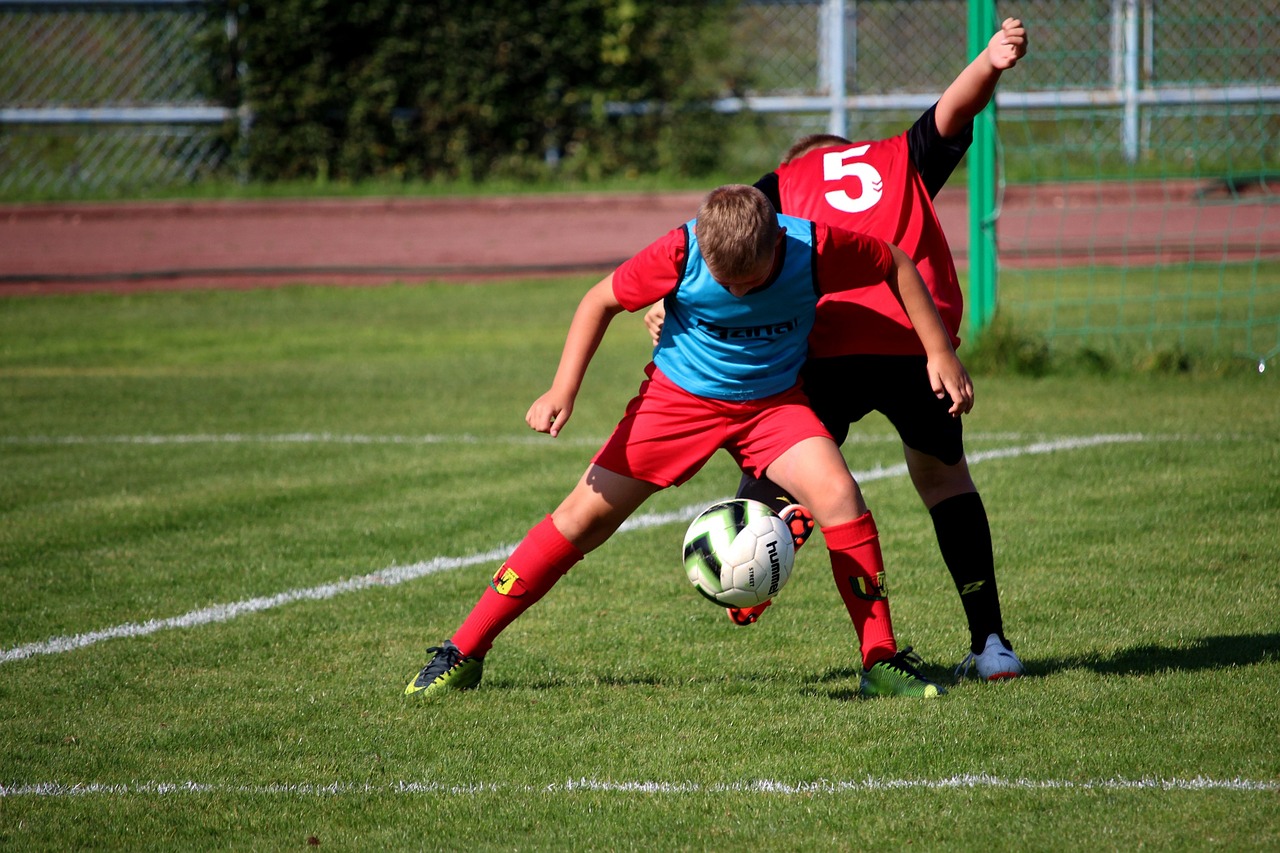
[753, 172, 783, 213]
[905, 103, 973, 199]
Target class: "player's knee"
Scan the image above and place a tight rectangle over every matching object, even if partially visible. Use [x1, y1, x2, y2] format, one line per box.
[907, 454, 975, 506]
[803, 476, 865, 525]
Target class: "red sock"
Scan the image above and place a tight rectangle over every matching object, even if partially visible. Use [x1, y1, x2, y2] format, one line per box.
[451, 515, 584, 658]
[823, 512, 897, 669]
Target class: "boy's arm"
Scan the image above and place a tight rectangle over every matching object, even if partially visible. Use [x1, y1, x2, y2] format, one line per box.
[882, 243, 975, 416]
[934, 17, 1027, 138]
[527, 275, 626, 437]
[643, 301, 664, 346]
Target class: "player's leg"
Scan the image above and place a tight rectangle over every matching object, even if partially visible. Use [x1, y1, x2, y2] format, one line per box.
[407, 368, 716, 698]
[909, 448, 1022, 679]
[905, 449, 997, 638]
[721, 357, 861, 626]
[734, 471, 815, 549]
[725, 470, 813, 625]
[764, 435, 944, 698]
[406, 468, 658, 697]
[881, 355, 1022, 680]
[770, 354, 869, 547]
[451, 466, 657, 656]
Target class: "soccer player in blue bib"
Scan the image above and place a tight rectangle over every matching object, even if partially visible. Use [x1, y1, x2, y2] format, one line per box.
[643, 19, 1029, 682]
[405, 184, 973, 700]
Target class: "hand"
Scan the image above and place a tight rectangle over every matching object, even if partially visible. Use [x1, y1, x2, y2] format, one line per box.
[643, 303, 666, 346]
[989, 17, 1027, 71]
[927, 354, 975, 417]
[526, 390, 575, 437]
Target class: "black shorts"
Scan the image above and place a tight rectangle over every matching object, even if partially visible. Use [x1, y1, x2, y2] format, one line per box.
[799, 354, 965, 466]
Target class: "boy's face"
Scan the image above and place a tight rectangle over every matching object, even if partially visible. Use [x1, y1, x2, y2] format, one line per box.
[715, 229, 785, 298]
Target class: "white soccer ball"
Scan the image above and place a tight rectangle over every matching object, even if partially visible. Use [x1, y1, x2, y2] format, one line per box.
[682, 498, 795, 608]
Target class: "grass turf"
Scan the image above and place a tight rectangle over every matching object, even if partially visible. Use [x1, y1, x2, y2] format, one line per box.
[1, 280, 1277, 850]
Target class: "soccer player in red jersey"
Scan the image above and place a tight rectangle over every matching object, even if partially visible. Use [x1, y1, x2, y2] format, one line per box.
[646, 18, 1029, 681]
[406, 185, 972, 700]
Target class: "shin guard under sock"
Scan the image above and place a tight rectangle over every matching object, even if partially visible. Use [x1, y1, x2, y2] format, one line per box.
[451, 515, 584, 658]
[823, 512, 897, 669]
[929, 492, 1004, 654]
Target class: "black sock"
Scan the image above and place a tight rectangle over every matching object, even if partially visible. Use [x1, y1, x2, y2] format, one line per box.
[735, 471, 796, 516]
[929, 491, 1005, 654]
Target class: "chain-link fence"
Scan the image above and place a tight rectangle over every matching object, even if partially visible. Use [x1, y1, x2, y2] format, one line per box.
[721, 0, 1280, 175]
[719, 1, 1279, 367]
[2, 1, 1277, 195]
[0, 0, 1013, 199]
[981, 1, 1280, 368]
[714, 0, 973, 167]
[0, 0, 235, 197]
[2, 0, 1275, 364]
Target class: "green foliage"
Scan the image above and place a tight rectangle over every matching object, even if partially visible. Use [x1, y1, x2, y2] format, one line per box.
[964, 314, 1054, 377]
[968, 261, 1279, 376]
[229, 1, 743, 183]
[966, 314, 1246, 377]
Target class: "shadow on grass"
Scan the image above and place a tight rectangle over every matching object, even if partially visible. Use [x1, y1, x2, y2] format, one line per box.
[475, 634, 1278, 700]
[1029, 632, 1280, 678]
[805, 666, 872, 702]
[801, 632, 1280, 700]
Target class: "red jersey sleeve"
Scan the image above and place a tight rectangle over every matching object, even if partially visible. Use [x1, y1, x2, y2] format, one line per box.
[610, 226, 688, 312]
[812, 221, 896, 293]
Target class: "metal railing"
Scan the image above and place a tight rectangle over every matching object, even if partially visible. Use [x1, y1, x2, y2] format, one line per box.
[0, 0, 237, 195]
[2, 1, 1277, 194]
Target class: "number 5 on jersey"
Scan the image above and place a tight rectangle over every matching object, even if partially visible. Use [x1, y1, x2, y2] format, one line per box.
[823, 145, 884, 214]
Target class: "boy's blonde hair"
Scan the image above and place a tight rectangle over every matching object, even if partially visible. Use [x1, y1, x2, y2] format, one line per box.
[781, 133, 852, 164]
[694, 184, 779, 282]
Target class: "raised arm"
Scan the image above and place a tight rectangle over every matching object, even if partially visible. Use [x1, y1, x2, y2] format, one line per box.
[935, 17, 1028, 139]
[526, 274, 626, 437]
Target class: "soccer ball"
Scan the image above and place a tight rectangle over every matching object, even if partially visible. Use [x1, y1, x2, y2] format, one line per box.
[682, 498, 795, 608]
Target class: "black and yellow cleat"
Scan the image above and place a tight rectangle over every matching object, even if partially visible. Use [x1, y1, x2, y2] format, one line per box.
[404, 640, 484, 698]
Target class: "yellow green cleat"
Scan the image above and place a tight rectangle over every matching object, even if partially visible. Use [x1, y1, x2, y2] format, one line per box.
[859, 648, 946, 698]
[404, 640, 484, 697]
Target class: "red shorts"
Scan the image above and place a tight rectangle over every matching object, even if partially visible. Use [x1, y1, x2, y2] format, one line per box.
[591, 364, 833, 488]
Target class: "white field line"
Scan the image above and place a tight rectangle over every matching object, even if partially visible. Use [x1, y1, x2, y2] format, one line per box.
[2, 430, 1056, 448]
[1, 432, 604, 448]
[2, 774, 1276, 798]
[1, 432, 1149, 665]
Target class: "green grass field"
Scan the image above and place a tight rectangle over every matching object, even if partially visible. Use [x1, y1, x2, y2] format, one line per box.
[2, 280, 1278, 850]
[994, 262, 1280, 372]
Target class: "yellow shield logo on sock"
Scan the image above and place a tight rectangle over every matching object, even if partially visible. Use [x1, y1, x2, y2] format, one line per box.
[491, 565, 521, 595]
[852, 571, 888, 601]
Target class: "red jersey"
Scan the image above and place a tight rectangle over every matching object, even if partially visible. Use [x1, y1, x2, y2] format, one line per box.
[611, 218, 894, 312]
[760, 122, 964, 357]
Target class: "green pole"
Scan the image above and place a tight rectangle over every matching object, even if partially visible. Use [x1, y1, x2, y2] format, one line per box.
[967, 0, 997, 341]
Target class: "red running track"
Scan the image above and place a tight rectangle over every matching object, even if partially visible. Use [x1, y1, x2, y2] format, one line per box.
[1, 180, 1275, 296]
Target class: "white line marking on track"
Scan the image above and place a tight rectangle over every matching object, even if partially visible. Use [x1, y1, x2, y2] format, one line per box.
[2, 774, 1275, 797]
[0, 433, 1151, 665]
